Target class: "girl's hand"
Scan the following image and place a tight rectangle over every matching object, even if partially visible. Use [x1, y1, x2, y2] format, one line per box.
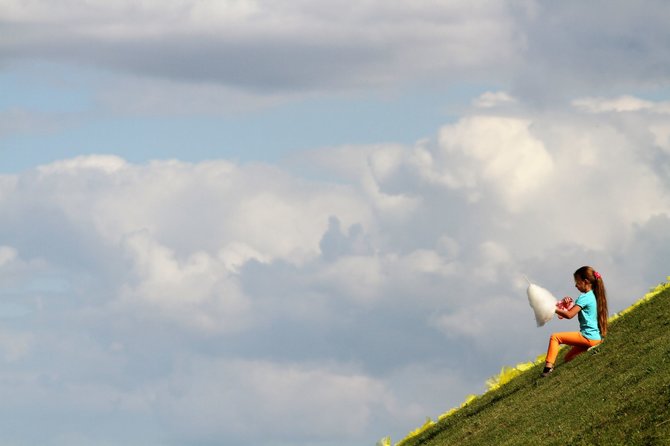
[556, 297, 574, 319]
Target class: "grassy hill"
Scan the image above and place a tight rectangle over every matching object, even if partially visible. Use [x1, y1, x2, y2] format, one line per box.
[382, 280, 670, 446]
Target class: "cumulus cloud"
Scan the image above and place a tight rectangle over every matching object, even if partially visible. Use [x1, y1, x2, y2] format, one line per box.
[118, 230, 252, 333]
[1, 155, 375, 332]
[432, 295, 524, 339]
[303, 94, 670, 301]
[153, 358, 389, 443]
[3, 1, 670, 444]
[434, 116, 554, 210]
[0, 94, 669, 445]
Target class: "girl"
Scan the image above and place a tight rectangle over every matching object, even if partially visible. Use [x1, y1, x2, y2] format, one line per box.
[541, 266, 608, 377]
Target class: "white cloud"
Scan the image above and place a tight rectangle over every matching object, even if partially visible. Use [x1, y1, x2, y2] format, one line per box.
[27, 156, 371, 265]
[2, 2, 670, 444]
[0, 94, 670, 445]
[473, 241, 514, 283]
[572, 95, 656, 113]
[0, 329, 33, 362]
[432, 116, 554, 210]
[473, 91, 518, 109]
[0, 246, 18, 267]
[153, 358, 390, 443]
[0, 0, 523, 93]
[118, 231, 252, 333]
[220, 241, 271, 273]
[313, 248, 457, 304]
[651, 124, 670, 153]
[432, 295, 523, 339]
[0, 155, 375, 337]
[316, 255, 385, 302]
[401, 249, 458, 276]
[300, 144, 423, 218]
[4, 0, 669, 105]
[37, 154, 127, 174]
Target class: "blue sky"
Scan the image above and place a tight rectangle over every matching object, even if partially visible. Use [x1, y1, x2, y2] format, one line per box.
[1, 61, 489, 173]
[1, 1, 670, 446]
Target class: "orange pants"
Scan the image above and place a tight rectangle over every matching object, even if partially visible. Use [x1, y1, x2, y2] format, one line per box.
[546, 331, 601, 365]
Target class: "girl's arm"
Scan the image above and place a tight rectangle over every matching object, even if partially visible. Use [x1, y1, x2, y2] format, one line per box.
[555, 304, 581, 320]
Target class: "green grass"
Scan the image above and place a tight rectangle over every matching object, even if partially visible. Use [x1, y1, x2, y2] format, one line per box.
[396, 284, 670, 446]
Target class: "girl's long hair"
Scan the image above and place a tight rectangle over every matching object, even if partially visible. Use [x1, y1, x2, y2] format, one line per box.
[574, 266, 608, 337]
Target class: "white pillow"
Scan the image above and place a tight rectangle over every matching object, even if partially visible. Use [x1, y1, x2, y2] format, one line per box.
[525, 278, 557, 327]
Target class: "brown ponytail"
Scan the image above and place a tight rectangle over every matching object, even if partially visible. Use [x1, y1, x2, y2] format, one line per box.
[574, 266, 608, 337]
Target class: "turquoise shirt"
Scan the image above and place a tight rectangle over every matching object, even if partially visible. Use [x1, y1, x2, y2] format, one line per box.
[575, 290, 601, 340]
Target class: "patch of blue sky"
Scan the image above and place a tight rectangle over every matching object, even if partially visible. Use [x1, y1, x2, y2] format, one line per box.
[633, 86, 670, 101]
[0, 276, 70, 297]
[0, 61, 96, 114]
[0, 302, 33, 319]
[1, 96, 452, 172]
[0, 275, 73, 319]
[2, 61, 497, 172]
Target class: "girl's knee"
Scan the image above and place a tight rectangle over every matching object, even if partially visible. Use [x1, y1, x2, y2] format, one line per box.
[565, 347, 587, 363]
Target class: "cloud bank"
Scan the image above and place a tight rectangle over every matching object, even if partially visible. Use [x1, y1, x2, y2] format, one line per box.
[2, 1, 670, 444]
[1, 93, 669, 444]
[3, 0, 669, 100]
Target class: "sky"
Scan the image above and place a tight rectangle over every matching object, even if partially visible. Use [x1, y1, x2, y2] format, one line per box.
[1, 1, 670, 445]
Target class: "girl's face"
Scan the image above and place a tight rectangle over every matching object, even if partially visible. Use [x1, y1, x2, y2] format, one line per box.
[574, 276, 592, 293]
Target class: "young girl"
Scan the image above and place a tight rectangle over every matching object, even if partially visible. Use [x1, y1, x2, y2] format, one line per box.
[542, 266, 608, 377]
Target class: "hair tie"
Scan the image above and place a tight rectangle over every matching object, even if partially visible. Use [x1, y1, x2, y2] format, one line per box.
[594, 271, 602, 280]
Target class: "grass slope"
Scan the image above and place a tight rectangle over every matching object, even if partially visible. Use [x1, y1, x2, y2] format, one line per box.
[397, 284, 670, 446]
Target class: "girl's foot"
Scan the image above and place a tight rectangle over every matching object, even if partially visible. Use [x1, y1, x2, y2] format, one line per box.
[541, 366, 554, 377]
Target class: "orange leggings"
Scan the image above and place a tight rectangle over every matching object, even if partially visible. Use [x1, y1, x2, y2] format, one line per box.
[546, 331, 601, 365]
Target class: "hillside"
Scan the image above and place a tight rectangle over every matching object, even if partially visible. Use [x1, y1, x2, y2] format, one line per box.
[381, 280, 670, 446]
